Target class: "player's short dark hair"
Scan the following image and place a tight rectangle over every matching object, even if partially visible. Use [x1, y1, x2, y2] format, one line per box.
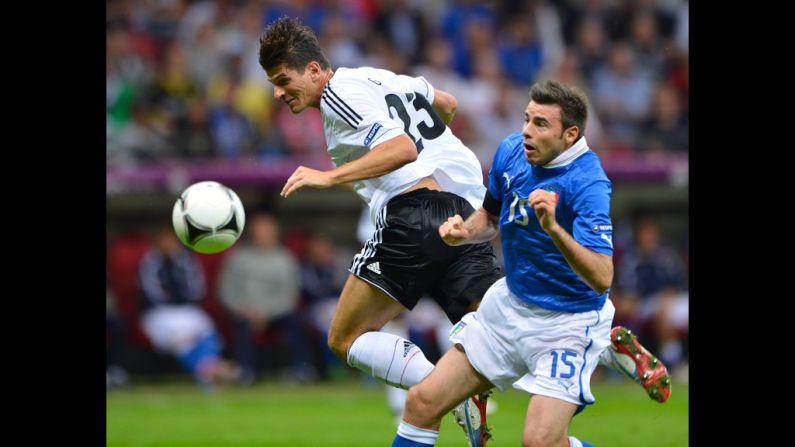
[529, 81, 588, 139]
[259, 16, 330, 72]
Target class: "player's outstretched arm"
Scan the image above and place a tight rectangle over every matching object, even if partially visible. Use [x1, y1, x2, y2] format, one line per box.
[432, 88, 458, 125]
[281, 134, 417, 198]
[529, 189, 614, 294]
[439, 208, 499, 246]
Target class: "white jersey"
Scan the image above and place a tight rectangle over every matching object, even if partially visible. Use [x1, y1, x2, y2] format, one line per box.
[320, 66, 486, 223]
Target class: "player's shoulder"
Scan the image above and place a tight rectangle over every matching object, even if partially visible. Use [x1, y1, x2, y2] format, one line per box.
[331, 66, 396, 89]
[573, 150, 609, 180]
[567, 150, 611, 193]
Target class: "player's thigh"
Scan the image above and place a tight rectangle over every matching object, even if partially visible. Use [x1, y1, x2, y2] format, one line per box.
[327, 274, 406, 347]
[406, 345, 493, 420]
[523, 394, 578, 447]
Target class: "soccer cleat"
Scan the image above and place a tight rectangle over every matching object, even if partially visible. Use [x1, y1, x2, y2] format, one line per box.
[609, 326, 672, 403]
[452, 391, 493, 447]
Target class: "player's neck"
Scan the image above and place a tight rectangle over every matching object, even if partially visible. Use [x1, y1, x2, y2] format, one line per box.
[312, 69, 335, 109]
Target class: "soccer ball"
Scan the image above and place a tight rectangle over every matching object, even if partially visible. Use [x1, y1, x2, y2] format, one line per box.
[172, 181, 246, 254]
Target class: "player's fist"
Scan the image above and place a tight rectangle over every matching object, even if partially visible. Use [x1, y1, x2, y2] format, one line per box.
[439, 214, 468, 246]
[528, 189, 559, 232]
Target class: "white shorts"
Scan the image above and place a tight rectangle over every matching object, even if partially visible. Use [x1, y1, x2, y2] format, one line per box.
[449, 278, 615, 406]
[141, 305, 217, 356]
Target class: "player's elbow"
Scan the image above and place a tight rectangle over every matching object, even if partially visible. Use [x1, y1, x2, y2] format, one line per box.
[396, 140, 418, 164]
[593, 282, 610, 296]
[433, 89, 458, 121]
[442, 94, 458, 116]
[593, 267, 614, 295]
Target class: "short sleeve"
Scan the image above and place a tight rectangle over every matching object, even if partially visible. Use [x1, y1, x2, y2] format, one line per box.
[571, 179, 613, 255]
[322, 78, 404, 149]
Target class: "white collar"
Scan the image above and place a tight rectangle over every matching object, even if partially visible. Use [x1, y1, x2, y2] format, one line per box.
[542, 137, 589, 168]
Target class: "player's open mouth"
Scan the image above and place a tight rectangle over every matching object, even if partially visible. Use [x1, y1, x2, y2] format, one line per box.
[524, 143, 536, 153]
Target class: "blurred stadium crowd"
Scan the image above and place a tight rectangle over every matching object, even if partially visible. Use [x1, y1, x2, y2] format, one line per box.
[106, 0, 688, 389]
[107, 0, 688, 168]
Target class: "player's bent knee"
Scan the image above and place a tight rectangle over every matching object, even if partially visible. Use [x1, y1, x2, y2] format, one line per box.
[326, 329, 351, 361]
[405, 385, 445, 422]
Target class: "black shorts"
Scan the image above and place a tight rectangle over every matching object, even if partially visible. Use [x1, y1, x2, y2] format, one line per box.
[350, 188, 503, 323]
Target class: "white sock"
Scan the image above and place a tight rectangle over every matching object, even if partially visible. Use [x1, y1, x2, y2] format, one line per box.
[599, 347, 639, 382]
[397, 420, 439, 445]
[348, 331, 434, 389]
[387, 386, 409, 417]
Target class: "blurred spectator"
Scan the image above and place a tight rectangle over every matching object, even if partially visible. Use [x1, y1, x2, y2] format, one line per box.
[300, 232, 349, 380]
[107, 280, 130, 389]
[171, 95, 215, 159]
[628, 10, 666, 77]
[674, 1, 688, 54]
[107, 100, 177, 163]
[572, 16, 607, 83]
[413, 37, 468, 95]
[320, 11, 368, 69]
[207, 84, 258, 160]
[138, 225, 238, 389]
[616, 216, 688, 371]
[440, 0, 497, 78]
[497, 15, 544, 86]
[591, 42, 654, 144]
[373, 0, 427, 66]
[637, 81, 688, 154]
[218, 212, 316, 384]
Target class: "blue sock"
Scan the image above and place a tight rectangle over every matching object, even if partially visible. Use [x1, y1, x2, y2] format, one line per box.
[178, 332, 222, 374]
[391, 434, 434, 447]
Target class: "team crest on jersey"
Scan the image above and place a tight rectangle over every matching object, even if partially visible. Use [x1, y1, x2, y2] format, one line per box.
[364, 122, 383, 146]
[450, 321, 467, 337]
[541, 183, 562, 202]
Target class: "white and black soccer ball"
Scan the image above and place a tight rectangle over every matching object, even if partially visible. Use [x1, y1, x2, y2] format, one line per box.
[172, 181, 245, 254]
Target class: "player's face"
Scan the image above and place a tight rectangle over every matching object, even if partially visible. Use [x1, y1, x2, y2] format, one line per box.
[521, 101, 578, 166]
[266, 62, 321, 113]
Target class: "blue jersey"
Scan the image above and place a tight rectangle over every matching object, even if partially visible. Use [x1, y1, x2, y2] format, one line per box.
[487, 132, 613, 312]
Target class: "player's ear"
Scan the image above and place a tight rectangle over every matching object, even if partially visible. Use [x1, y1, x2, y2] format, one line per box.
[308, 61, 321, 79]
[564, 126, 579, 145]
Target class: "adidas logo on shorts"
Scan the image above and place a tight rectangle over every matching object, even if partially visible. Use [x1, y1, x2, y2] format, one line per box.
[366, 262, 381, 274]
[403, 341, 414, 357]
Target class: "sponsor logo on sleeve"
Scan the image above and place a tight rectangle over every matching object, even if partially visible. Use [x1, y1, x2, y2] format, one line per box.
[363, 122, 383, 146]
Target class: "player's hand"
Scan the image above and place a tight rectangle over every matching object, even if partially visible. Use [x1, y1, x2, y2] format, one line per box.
[528, 189, 559, 232]
[439, 214, 468, 246]
[281, 166, 335, 198]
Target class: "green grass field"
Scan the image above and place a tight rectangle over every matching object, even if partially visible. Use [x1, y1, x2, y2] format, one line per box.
[107, 379, 688, 446]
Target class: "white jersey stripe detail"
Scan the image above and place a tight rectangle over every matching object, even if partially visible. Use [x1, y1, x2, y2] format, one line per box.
[322, 92, 361, 125]
[321, 95, 358, 129]
[327, 85, 363, 121]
